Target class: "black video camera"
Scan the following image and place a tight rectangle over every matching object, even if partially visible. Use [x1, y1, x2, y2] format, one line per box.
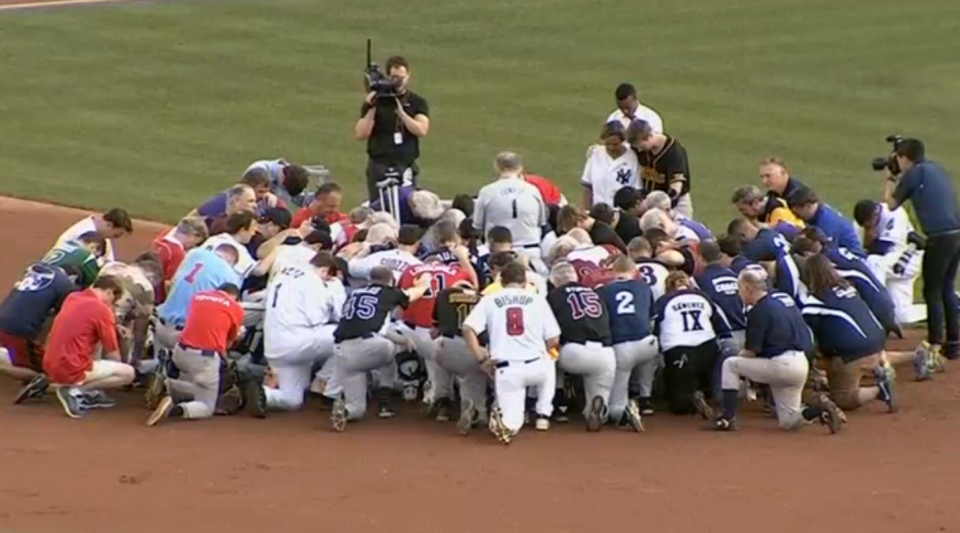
[363, 39, 402, 102]
[871, 135, 905, 174]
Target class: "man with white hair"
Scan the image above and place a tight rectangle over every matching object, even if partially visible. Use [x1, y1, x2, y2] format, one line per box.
[474, 152, 549, 266]
[546, 262, 616, 431]
[644, 191, 713, 241]
[421, 208, 467, 255]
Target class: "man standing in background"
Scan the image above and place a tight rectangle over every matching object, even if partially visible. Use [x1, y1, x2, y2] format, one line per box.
[606, 83, 663, 133]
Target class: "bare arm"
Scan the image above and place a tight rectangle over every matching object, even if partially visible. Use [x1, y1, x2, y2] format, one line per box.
[354, 108, 376, 140]
[580, 186, 593, 211]
[396, 98, 430, 137]
[401, 273, 432, 302]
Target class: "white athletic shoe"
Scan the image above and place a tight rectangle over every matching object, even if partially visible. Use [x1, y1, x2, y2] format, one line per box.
[535, 416, 550, 431]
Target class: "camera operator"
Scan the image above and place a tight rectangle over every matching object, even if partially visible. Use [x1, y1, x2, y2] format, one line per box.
[883, 138, 960, 360]
[354, 56, 430, 203]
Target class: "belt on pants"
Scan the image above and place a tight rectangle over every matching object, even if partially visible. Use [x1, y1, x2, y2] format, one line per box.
[516, 243, 540, 249]
[494, 357, 539, 369]
[337, 333, 376, 342]
[178, 343, 218, 357]
[159, 318, 184, 331]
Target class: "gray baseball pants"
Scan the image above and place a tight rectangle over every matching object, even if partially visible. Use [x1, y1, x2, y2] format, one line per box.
[558, 342, 615, 420]
[335, 336, 398, 420]
[610, 335, 659, 420]
[435, 336, 489, 421]
[167, 345, 221, 419]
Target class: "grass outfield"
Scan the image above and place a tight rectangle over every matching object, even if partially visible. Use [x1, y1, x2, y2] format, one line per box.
[0, 0, 958, 229]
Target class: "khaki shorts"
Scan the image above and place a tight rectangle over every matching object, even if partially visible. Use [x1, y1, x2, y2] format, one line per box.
[826, 353, 881, 410]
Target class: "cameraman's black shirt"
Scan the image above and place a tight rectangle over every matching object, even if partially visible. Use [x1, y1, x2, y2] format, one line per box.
[635, 136, 691, 196]
[361, 91, 430, 166]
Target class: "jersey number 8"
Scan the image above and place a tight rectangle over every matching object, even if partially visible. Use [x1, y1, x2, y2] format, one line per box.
[506, 307, 525, 336]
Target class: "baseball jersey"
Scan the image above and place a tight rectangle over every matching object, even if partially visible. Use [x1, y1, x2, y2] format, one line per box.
[178, 290, 245, 354]
[42, 240, 101, 289]
[203, 234, 256, 278]
[247, 158, 309, 207]
[482, 271, 546, 296]
[264, 264, 338, 356]
[398, 263, 471, 328]
[808, 203, 865, 257]
[606, 105, 664, 133]
[773, 254, 806, 303]
[99, 262, 156, 322]
[801, 286, 885, 363]
[463, 287, 561, 361]
[349, 248, 422, 283]
[580, 146, 639, 207]
[43, 289, 120, 384]
[597, 278, 655, 344]
[696, 263, 747, 332]
[334, 284, 410, 342]
[547, 283, 612, 346]
[473, 177, 547, 247]
[56, 216, 115, 264]
[151, 232, 186, 302]
[729, 255, 763, 276]
[159, 248, 241, 328]
[654, 289, 729, 352]
[742, 228, 791, 262]
[271, 243, 320, 276]
[566, 245, 611, 266]
[634, 258, 670, 301]
[677, 217, 714, 242]
[572, 259, 618, 289]
[744, 291, 813, 358]
[857, 204, 922, 277]
[636, 136, 690, 196]
[822, 246, 897, 332]
[760, 196, 805, 229]
[524, 174, 566, 206]
[433, 287, 481, 338]
[0, 263, 76, 338]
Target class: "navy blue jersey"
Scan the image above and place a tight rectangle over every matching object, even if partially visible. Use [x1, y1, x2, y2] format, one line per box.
[742, 228, 791, 262]
[695, 263, 746, 331]
[0, 263, 77, 338]
[598, 278, 655, 344]
[801, 286, 885, 363]
[744, 292, 812, 358]
[821, 246, 897, 332]
[773, 254, 804, 303]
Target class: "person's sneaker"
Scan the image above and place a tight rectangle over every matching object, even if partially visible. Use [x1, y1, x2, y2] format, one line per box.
[457, 398, 477, 436]
[13, 374, 48, 405]
[143, 366, 167, 410]
[55, 387, 86, 419]
[215, 385, 243, 415]
[434, 398, 452, 423]
[914, 341, 933, 381]
[874, 365, 898, 413]
[331, 396, 348, 432]
[317, 395, 336, 411]
[692, 391, 714, 420]
[553, 404, 570, 423]
[932, 349, 948, 374]
[706, 417, 738, 432]
[535, 415, 550, 431]
[245, 380, 267, 419]
[377, 404, 397, 419]
[818, 395, 844, 434]
[637, 397, 654, 416]
[488, 407, 513, 445]
[146, 396, 174, 427]
[623, 399, 645, 433]
[586, 395, 607, 432]
[82, 390, 117, 409]
[944, 341, 960, 361]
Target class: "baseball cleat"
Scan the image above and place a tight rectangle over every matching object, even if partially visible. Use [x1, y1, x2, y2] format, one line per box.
[913, 342, 933, 381]
[874, 365, 898, 413]
[146, 396, 174, 427]
[706, 417, 738, 432]
[434, 398, 452, 423]
[55, 387, 85, 419]
[637, 398, 654, 416]
[215, 385, 243, 415]
[586, 395, 607, 432]
[818, 395, 843, 434]
[488, 407, 513, 445]
[245, 380, 267, 419]
[330, 397, 348, 433]
[553, 404, 569, 423]
[82, 390, 117, 409]
[144, 371, 167, 410]
[377, 404, 397, 419]
[692, 391, 714, 420]
[13, 374, 49, 405]
[457, 398, 476, 436]
[535, 415, 550, 432]
[624, 399, 645, 433]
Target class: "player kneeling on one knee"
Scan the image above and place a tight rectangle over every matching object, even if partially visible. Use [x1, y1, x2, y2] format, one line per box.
[42, 276, 136, 419]
[329, 266, 432, 431]
[799, 255, 898, 413]
[547, 262, 616, 432]
[710, 269, 843, 433]
[462, 261, 560, 445]
[147, 283, 245, 426]
[655, 271, 731, 419]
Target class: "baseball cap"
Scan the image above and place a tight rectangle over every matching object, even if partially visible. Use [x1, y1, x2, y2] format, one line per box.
[259, 207, 292, 229]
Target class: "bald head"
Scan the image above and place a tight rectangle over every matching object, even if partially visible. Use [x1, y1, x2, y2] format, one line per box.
[495, 152, 523, 176]
[549, 262, 579, 287]
[738, 268, 768, 305]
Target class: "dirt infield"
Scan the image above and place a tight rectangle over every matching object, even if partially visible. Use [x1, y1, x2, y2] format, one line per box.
[1, 196, 959, 533]
[0, 0, 128, 10]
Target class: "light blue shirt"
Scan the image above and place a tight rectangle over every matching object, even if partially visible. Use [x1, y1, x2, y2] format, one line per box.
[158, 248, 241, 327]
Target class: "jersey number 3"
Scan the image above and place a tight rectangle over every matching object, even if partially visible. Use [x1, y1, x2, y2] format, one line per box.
[506, 307, 525, 336]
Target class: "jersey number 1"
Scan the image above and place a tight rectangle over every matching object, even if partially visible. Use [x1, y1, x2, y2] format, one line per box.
[184, 262, 204, 283]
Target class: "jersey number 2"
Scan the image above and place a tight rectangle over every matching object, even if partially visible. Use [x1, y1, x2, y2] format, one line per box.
[506, 307, 525, 336]
[614, 291, 635, 315]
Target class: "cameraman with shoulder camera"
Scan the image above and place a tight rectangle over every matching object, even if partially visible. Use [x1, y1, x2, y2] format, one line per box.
[354, 56, 430, 204]
[883, 138, 960, 361]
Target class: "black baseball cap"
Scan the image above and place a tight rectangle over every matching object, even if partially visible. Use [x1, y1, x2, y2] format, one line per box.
[259, 207, 292, 229]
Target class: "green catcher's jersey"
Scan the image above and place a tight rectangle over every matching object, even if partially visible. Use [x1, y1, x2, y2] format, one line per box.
[42, 240, 101, 289]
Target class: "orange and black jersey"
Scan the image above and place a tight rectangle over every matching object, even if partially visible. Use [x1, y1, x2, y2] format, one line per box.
[634, 136, 690, 196]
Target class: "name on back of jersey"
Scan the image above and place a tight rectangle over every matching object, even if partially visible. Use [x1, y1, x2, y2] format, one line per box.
[493, 293, 535, 308]
[671, 300, 706, 313]
[711, 277, 738, 295]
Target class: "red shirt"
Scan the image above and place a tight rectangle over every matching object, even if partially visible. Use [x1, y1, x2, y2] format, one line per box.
[398, 263, 471, 328]
[43, 290, 119, 385]
[524, 174, 564, 206]
[151, 231, 185, 302]
[178, 290, 244, 355]
[291, 208, 349, 230]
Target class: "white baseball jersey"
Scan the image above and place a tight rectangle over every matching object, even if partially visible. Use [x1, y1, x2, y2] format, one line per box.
[271, 244, 317, 276]
[56, 216, 115, 264]
[675, 224, 701, 243]
[856, 204, 922, 279]
[203, 234, 256, 278]
[464, 287, 560, 362]
[654, 290, 719, 352]
[349, 249, 422, 282]
[474, 177, 547, 247]
[635, 259, 670, 301]
[580, 146, 639, 207]
[263, 263, 337, 357]
[606, 105, 664, 133]
[566, 245, 611, 266]
[246, 159, 287, 190]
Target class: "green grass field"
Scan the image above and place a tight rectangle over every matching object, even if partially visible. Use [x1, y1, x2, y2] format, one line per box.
[0, 0, 959, 230]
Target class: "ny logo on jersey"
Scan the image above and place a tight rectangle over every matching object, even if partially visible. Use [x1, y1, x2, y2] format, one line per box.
[616, 167, 632, 185]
